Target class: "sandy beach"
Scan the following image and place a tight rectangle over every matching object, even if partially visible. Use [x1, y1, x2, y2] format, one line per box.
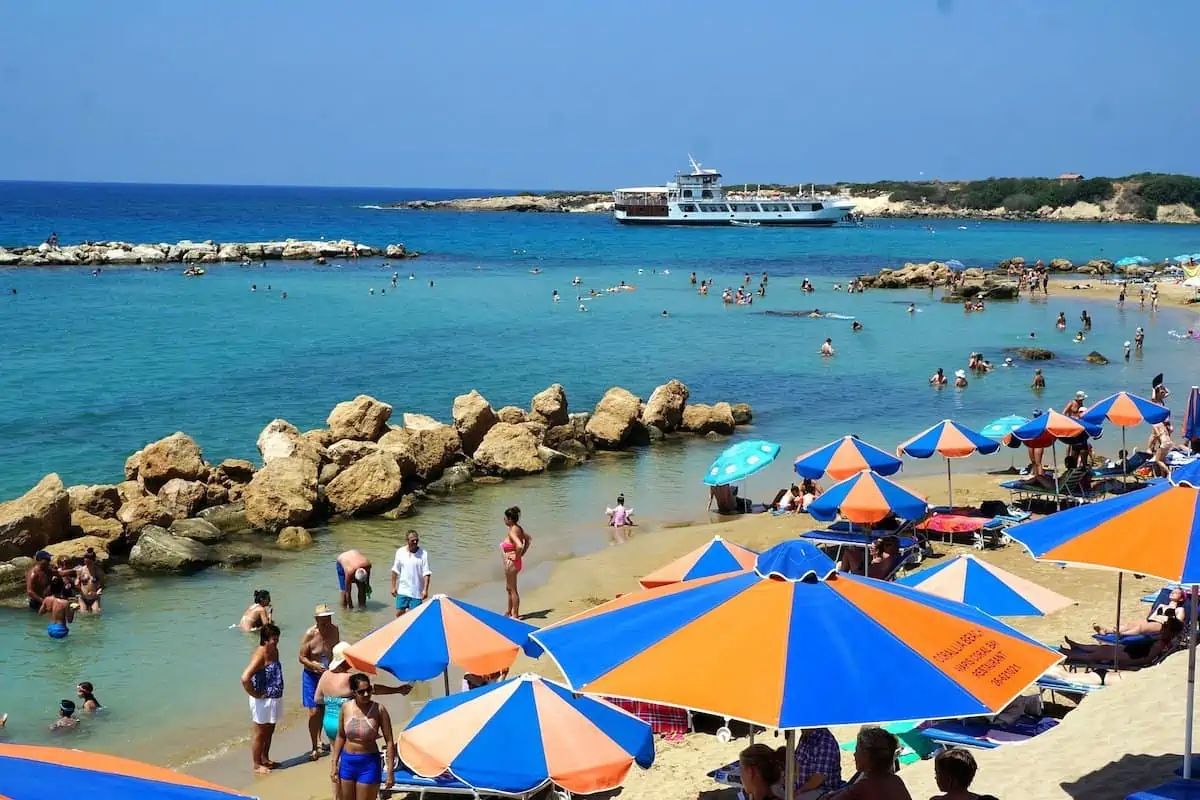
[1047, 274, 1199, 312]
[199, 470, 1193, 800]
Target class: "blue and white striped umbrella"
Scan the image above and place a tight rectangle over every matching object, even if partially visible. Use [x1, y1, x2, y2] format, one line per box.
[704, 440, 781, 486]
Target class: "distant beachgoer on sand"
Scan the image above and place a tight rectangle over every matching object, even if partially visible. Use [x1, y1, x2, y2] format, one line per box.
[300, 604, 340, 759]
[391, 530, 430, 617]
[800, 478, 821, 511]
[1094, 589, 1188, 638]
[77, 682, 102, 712]
[1139, 285, 1146, 308]
[1060, 615, 1181, 668]
[1063, 391, 1086, 418]
[242, 623, 284, 774]
[40, 576, 75, 639]
[852, 320, 863, 331]
[930, 368, 948, 386]
[931, 747, 996, 800]
[953, 370, 968, 389]
[1152, 284, 1160, 312]
[331, 673, 396, 797]
[49, 700, 78, 732]
[821, 338, 835, 356]
[1032, 369, 1045, 390]
[336, 550, 372, 610]
[501, 508, 531, 618]
[606, 494, 634, 542]
[1118, 286, 1126, 307]
[75, 548, 104, 614]
[1055, 312, 1066, 329]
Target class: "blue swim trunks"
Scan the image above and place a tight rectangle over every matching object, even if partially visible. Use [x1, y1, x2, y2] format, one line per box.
[302, 668, 323, 708]
[395, 595, 422, 612]
[336, 561, 347, 591]
[47, 622, 69, 639]
[338, 750, 382, 784]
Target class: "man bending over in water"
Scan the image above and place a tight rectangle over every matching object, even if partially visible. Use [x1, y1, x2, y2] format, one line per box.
[336, 550, 372, 610]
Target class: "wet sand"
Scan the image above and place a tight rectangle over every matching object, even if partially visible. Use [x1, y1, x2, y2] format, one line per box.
[196, 470, 1185, 800]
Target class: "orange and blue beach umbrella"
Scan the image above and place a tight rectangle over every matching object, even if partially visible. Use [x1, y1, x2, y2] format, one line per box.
[0, 744, 256, 800]
[1005, 409, 1102, 449]
[1081, 391, 1170, 428]
[344, 594, 542, 682]
[638, 535, 758, 589]
[532, 541, 1061, 729]
[794, 435, 902, 481]
[807, 469, 928, 524]
[400, 673, 654, 795]
[897, 554, 1074, 617]
[899, 419, 1000, 505]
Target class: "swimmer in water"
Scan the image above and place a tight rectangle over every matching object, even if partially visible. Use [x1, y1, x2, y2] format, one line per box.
[929, 368, 948, 386]
[660, 310, 669, 317]
[820, 338, 835, 356]
[907, 303, 915, 314]
[251, 284, 257, 292]
[369, 288, 374, 296]
[1032, 369, 1046, 390]
[954, 370, 968, 389]
[281, 292, 287, 299]
[579, 304, 588, 312]
[1029, 331, 1037, 339]
[429, 280, 434, 287]
[1124, 341, 1132, 360]
[808, 308, 822, 318]
[1073, 331, 1085, 343]
[852, 320, 863, 331]
[409, 273, 415, 280]
[552, 290, 560, 302]
[1056, 312, 1067, 329]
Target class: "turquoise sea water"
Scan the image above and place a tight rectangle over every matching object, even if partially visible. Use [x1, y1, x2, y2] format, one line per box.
[1, 181, 1199, 763]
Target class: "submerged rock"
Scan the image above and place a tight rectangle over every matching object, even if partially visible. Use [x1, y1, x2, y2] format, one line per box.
[1085, 351, 1110, 365]
[1006, 347, 1056, 361]
[276, 525, 314, 550]
[129, 526, 219, 574]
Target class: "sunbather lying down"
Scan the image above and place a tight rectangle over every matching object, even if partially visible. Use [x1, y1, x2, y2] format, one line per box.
[1061, 616, 1183, 668]
[1093, 588, 1189, 637]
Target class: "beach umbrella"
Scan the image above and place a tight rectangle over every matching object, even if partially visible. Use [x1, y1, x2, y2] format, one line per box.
[532, 541, 1061, 800]
[1006, 410, 1103, 503]
[982, 415, 1029, 473]
[1184, 386, 1200, 445]
[1006, 471, 1200, 777]
[344, 594, 542, 694]
[703, 439, 780, 486]
[0, 744, 256, 799]
[638, 535, 758, 589]
[898, 419, 1001, 505]
[944, 259, 966, 270]
[1184, 276, 1200, 289]
[794, 435, 903, 481]
[1116, 256, 1150, 266]
[399, 673, 654, 796]
[807, 469, 929, 524]
[896, 554, 1074, 617]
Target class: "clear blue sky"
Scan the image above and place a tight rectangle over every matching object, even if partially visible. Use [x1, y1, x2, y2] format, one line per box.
[1, 1, 1196, 188]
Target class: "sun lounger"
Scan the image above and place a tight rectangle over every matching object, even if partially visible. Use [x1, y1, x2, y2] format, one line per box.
[1126, 778, 1200, 799]
[799, 528, 925, 578]
[918, 716, 1059, 750]
[1036, 674, 1105, 702]
[1095, 588, 1191, 644]
[389, 767, 540, 799]
[1092, 451, 1152, 478]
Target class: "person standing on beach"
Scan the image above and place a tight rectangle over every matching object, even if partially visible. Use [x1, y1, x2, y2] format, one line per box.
[330, 673, 396, 799]
[241, 623, 284, 775]
[25, 550, 54, 611]
[336, 550, 372, 610]
[390, 530, 431, 617]
[300, 604, 341, 760]
[501, 507, 531, 619]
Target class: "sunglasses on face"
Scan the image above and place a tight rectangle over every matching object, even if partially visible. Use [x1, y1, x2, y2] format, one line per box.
[355, 687, 373, 696]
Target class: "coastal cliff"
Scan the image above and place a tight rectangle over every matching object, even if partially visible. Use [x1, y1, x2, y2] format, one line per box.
[0, 239, 419, 268]
[394, 193, 611, 213]
[0, 380, 751, 598]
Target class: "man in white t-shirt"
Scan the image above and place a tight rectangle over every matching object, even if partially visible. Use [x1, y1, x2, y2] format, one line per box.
[391, 529, 431, 617]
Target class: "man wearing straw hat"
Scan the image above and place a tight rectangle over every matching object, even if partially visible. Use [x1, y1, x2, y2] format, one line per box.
[300, 603, 340, 760]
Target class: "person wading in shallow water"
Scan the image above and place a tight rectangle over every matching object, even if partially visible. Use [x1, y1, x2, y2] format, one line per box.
[300, 604, 340, 760]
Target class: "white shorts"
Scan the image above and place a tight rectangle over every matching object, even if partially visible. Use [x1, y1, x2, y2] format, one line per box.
[249, 696, 281, 725]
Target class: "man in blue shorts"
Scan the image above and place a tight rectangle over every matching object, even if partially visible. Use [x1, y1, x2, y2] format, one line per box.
[299, 603, 340, 759]
[335, 550, 372, 610]
[390, 530, 431, 617]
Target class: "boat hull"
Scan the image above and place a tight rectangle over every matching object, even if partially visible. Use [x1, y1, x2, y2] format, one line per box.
[615, 216, 839, 227]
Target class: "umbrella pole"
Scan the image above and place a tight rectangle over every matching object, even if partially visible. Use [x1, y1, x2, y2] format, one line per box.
[946, 458, 953, 508]
[1114, 573, 1123, 673]
[443, 669, 451, 697]
[1052, 444, 1060, 509]
[785, 729, 796, 800]
[1186, 586, 1198, 779]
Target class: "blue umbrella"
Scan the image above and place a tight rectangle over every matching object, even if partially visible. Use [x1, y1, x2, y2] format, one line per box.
[703, 439, 781, 486]
[944, 259, 966, 270]
[896, 554, 1074, 617]
[807, 470, 929, 524]
[1185, 387, 1200, 445]
[980, 415, 1030, 440]
[1116, 256, 1150, 267]
[399, 674, 654, 795]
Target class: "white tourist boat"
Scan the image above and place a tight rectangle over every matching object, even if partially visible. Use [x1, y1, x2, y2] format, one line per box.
[612, 157, 855, 227]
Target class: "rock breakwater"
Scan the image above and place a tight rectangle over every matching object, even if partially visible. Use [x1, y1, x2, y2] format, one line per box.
[0, 380, 751, 599]
[0, 239, 419, 268]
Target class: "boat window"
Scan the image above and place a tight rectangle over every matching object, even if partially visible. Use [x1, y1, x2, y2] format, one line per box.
[701, 190, 713, 199]
[812, 202, 824, 211]
[679, 203, 698, 213]
[792, 203, 813, 212]
[717, 204, 730, 212]
[683, 190, 693, 198]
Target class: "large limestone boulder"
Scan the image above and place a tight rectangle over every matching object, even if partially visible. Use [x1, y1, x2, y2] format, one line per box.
[243, 457, 319, 531]
[530, 384, 569, 426]
[0, 474, 72, 560]
[453, 390, 499, 456]
[67, 484, 121, 519]
[257, 419, 327, 467]
[157, 478, 208, 519]
[379, 425, 461, 479]
[138, 432, 207, 490]
[1048, 258, 1074, 272]
[303, 429, 339, 448]
[472, 423, 546, 476]
[129, 526, 219, 574]
[327, 439, 381, 467]
[70, 510, 125, 542]
[124, 450, 143, 480]
[198, 503, 252, 535]
[325, 451, 404, 515]
[401, 413, 442, 431]
[681, 402, 736, 436]
[585, 388, 643, 449]
[216, 458, 256, 483]
[327, 395, 392, 441]
[276, 526, 314, 550]
[117, 495, 175, 538]
[641, 379, 690, 432]
[45, 536, 113, 564]
[731, 403, 753, 425]
[116, 480, 149, 506]
[497, 406, 529, 425]
[169, 517, 226, 544]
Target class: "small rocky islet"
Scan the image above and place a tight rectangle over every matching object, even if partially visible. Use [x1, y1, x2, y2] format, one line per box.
[0, 380, 750, 602]
[0, 238, 418, 268]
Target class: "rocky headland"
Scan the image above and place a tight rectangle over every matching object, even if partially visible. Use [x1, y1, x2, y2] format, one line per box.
[0, 239, 419, 268]
[393, 193, 611, 214]
[0, 380, 751, 602]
